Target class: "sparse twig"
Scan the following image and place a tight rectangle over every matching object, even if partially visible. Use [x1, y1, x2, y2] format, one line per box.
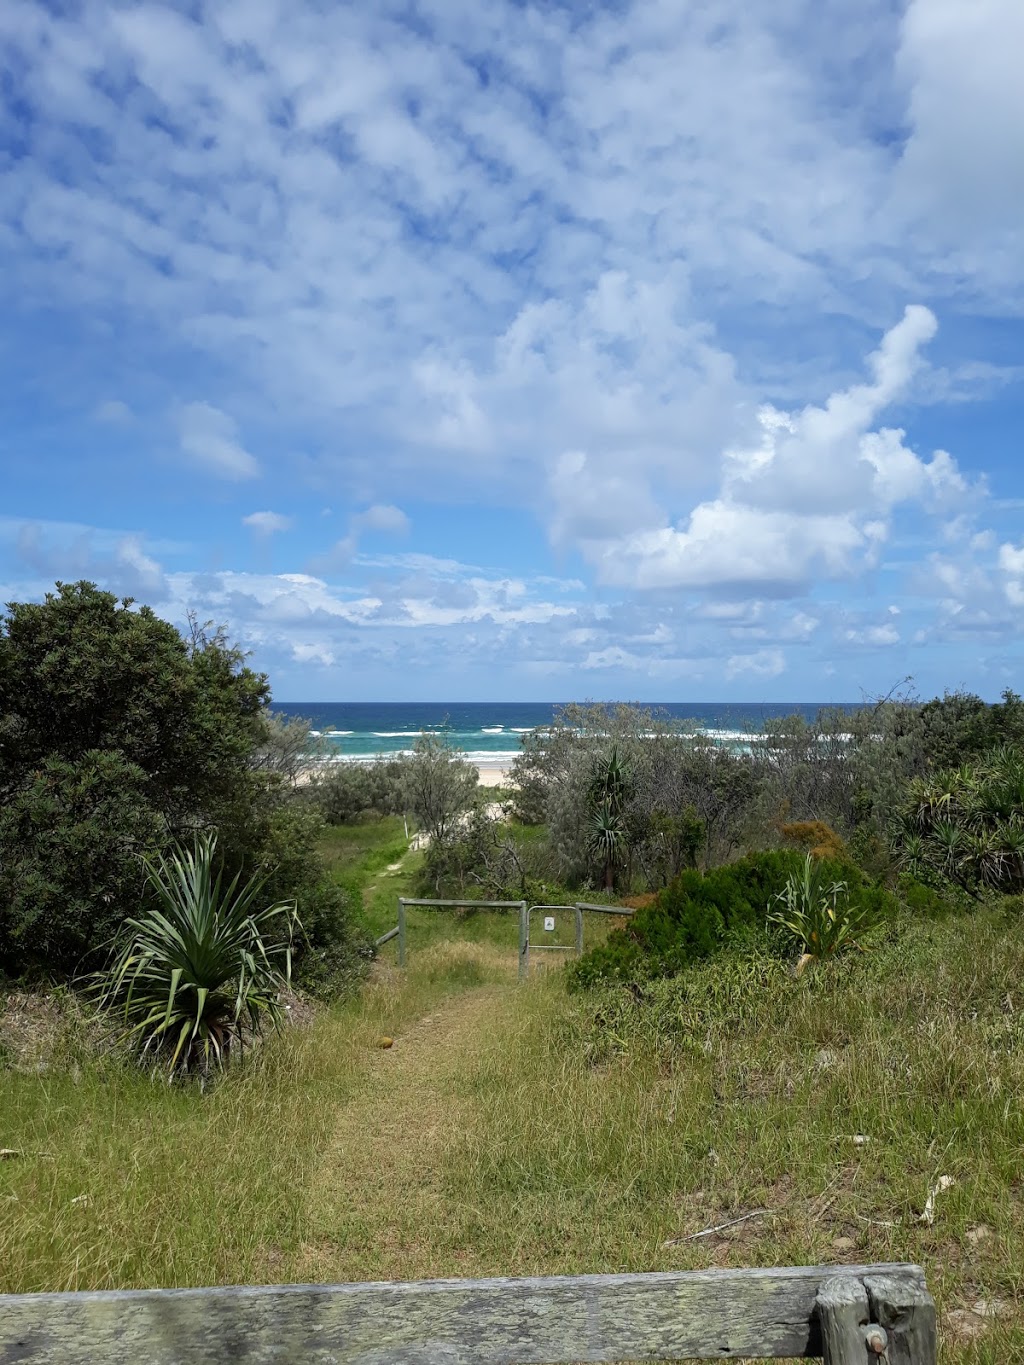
[662, 1208, 772, 1246]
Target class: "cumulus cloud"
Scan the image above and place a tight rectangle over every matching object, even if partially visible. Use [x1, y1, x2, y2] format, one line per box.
[5, 518, 168, 600]
[725, 650, 786, 681]
[352, 504, 411, 536]
[243, 511, 293, 534]
[178, 403, 259, 481]
[844, 624, 901, 647]
[312, 503, 411, 573]
[578, 309, 976, 595]
[999, 543, 1024, 607]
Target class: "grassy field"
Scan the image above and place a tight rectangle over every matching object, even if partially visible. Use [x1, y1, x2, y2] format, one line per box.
[1, 828, 1022, 1360]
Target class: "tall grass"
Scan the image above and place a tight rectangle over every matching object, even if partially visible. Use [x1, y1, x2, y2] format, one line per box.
[3, 891, 1022, 1359]
[447, 906, 1024, 1355]
[0, 942, 506, 1293]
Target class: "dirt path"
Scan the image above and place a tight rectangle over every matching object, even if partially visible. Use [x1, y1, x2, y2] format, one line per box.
[297, 961, 516, 1283]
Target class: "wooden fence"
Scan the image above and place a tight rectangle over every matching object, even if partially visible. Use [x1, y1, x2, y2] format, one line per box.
[0, 1262, 935, 1364]
[378, 898, 635, 976]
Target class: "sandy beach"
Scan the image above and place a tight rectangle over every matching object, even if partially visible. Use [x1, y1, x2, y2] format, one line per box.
[298, 760, 512, 788]
[476, 763, 511, 787]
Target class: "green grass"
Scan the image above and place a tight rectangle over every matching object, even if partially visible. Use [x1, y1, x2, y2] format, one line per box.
[2, 886, 1022, 1359]
[0, 943, 509, 1293]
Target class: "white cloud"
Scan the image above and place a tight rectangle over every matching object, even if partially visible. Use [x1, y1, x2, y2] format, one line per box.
[895, 0, 1024, 264]
[845, 624, 901, 647]
[114, 535, 166, 597]
[1, 0, 1022, 692]
[725, 649, 786, 681]
[243, 511, 293, 534]
[999, 543, 1024, 608]
[178, 403, 259, 481]
[577, 309, 978, 594]
[310, 504, 411, 573]
[352, 504, 410, 536]
[998, 543, 1024, 577]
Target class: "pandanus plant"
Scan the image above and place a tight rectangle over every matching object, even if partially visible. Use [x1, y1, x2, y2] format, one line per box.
[586, 747, 632, 890]
[768, 854, 876, 975]
[97, 831, 299, 1075]
[893, 746, 1024, 896]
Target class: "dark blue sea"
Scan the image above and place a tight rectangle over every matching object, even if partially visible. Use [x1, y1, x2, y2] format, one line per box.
[275, 701, 863, 763]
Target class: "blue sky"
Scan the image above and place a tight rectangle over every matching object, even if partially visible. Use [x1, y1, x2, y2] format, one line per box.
[1, 0, 1022, 703]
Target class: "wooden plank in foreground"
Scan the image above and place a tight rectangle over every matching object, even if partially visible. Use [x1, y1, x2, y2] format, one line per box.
[0, 1263, 928, 1365]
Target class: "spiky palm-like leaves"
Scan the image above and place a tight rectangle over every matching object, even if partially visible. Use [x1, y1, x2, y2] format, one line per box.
[767, 854, 875, 973]
[98, 832, 299, 1075]
[893, 746, 1024, 895]
[586, 747, 633, 890]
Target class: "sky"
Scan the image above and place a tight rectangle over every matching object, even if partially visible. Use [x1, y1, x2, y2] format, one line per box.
[1, 0, 1022, 703]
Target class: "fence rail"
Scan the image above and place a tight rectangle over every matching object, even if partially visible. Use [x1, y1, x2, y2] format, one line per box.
[0, 1263, 935, 1363]
[375, 899, 638, 971]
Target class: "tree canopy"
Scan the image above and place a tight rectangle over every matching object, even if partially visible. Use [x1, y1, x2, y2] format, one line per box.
[0, 582, 271, 975]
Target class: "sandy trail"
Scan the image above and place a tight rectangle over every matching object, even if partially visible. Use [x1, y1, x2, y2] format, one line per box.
[296, 959, 516, 1283]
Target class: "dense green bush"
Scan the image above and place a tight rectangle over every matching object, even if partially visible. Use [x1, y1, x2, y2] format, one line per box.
[0, 584, 271, 976]
[892, 744, 1024, 896]
[312, 759, 406, 824]
[569, 849, 895, 988]
[0, 751, 164, 972]
[253, 801, 372, 994]
[0, 582, 365, 991]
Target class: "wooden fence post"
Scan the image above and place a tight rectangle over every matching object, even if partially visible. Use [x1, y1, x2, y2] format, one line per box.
[817, 1276, 870, 1364]
[518, 901, 528, 980]
[574, 904, 584, 958]
[397, 898, 407, 967]
[864, 1273, 937, 1365]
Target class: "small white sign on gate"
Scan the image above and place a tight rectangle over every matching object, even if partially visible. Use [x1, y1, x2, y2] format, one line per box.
[543, 915, 556, 932]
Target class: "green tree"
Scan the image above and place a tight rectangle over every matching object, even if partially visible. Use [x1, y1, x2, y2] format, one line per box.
[586, 747, 632, 890]
[400, 731, 478, 845]
[0, 582, 270, 975]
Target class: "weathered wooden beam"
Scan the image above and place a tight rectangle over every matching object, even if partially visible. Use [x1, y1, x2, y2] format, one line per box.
[864, 1272, 937, 1365]
[0, 1263, 929, 1365]
[817, 1275, 870, 1364]
[575, 902, 636, 916]
[373, 926, 400, 947]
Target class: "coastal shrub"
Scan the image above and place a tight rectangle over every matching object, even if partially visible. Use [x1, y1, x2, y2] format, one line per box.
[312, 759, 406, 824]
[231, 799, 371, 996]
[569, 849, 894, 988]
[0, 751, 164, 973]
[97, 833, 298, 1075]
[250, 710, 325, 788]
[401, 732, 478, 844]
[418, 808, 562, 903]
[779, 819, 847, 860]
[0, 582, 364, 989]
[511, 704, 758, 890]
[892, 744, 1024, 896]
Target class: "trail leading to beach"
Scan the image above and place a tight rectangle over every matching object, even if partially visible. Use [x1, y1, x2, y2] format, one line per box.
[295, 949, 521, 1284]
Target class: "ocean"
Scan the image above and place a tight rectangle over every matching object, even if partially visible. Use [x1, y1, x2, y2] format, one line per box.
[275, 701, 863, 765]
